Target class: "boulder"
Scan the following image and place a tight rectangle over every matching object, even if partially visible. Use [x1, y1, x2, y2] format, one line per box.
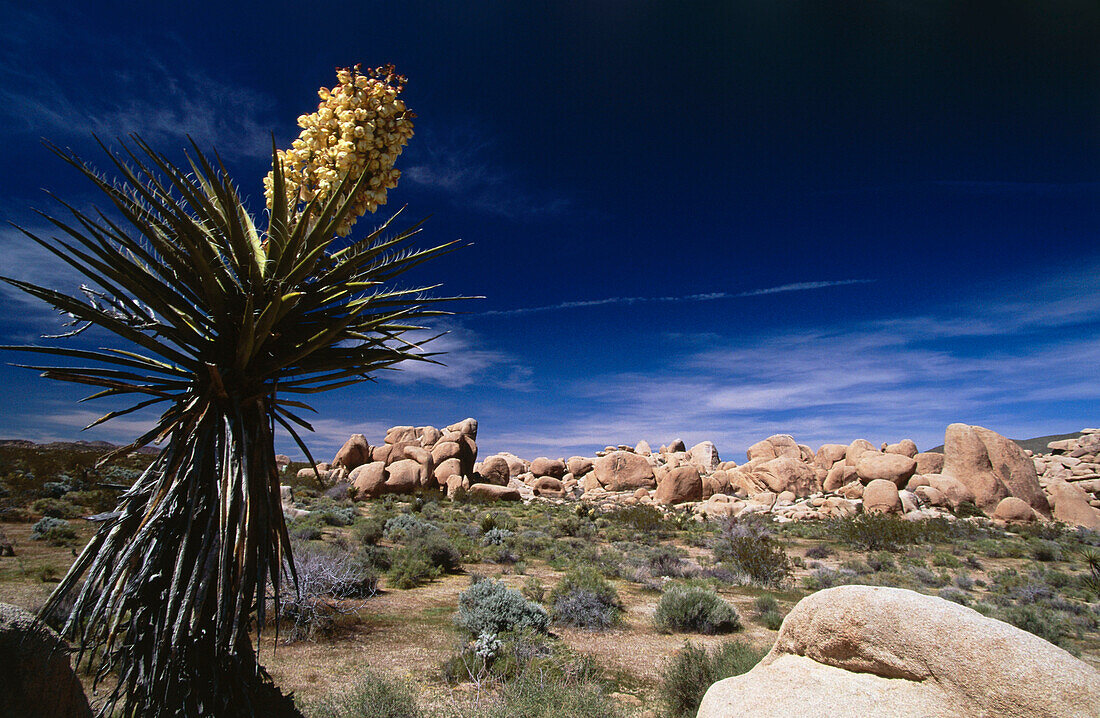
[445, 417, 478, 439]
[296, 466, 328, 484]
[863, 479, 901, 514]
[530, 457, 566, 479]
[634, 440, 652, 456]
[820, 497, 858, 518]
[823, 463, 857, 492]
[430, 441, 462, 465]
[926, 474, 975, 510]
[655, 466, 702, 504]
[479, 456, 511, 486]
[914, 451, 945, 475]
[331, 433, 371, 470]
[762, 457, 819, 497]
[689, 441, 721, 472]
[993, 496, 1036, 523]
[746, 439, 777, 461]
[814, 443, 848, 469]
[943, 424, 1050, 517]
[433, 458, 464, 487]
[914, 485, 946, 507]
[838, 481, 864, 500]
[350, 461, 387, 499]
[884, 439, 918, 458]
[905, 475, 930, 492]
[384, 459, 424, 493]
[697, 585, 1100, 718]
[468, 483, 520, 501]
[855, 453, 917, 487]
[502, 453, 529, 477]
[592, 451, 656, 491]
[845, 439, 878, 466]
[418, 425, 442, 447]
[566, 456, 594, 477]
[1046, 479, 1100, 530]
[0, 603, 92, 718]
[444, 473, 468, 498]
[532, 476, 565, 497]
[275, 454, 291, 468]
[766, 434, 802, 459]
[666, 438, 686, 452]
[384, 425, 417, 444]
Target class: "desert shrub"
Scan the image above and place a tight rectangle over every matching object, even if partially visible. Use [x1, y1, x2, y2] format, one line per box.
[522, 576, 545, 603]
[1031, 540, 1062, 562]
[386, 534, 460, 590]
[303, 669, 421, 718]
[315, 505, 358, 527]
[278, 543, 378, 642]
[479, 511, 518, 533]
[802, 567, 861, 591]
[30, 516, 76, 544]
[753, 594, 779, 615]
[606, 503, 665, 533]
[996, 604, 1068, 646]
[761, 609, 784, 630]
[456, 578, 549, 636]
[551, 589, 618, 631]
[660, 640, 765, 718]
[323, 481, 352, 500]
[953, 501, 986, 518]
[711, 515, 791, 587]
[354, 517, 385, 546]
[647, 545, 691, 578]
[482, 527, 514, 546]
[932, 551, 961, 568]
[654, 585, 741, 634]
[40, 480, 71, 499]
[416, 532, 462, 572]
[30, 497, 83, 519]
[938, 587, 970, 605]
[867, 552, 896, 572]
[910, 566, 946, 587]
[468, 670, 623, 718]
[832, 512, 921, 551]
[954, 572, 975, 590]
[804, 545, 833, 559]
[384, 513, 439, 542]
[62, 489, 116, 512]
[549, 567, 622, 629]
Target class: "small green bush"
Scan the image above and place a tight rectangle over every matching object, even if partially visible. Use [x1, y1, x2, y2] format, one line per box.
[660, 641, 765, 718]
[761, 609, 783, 630]
[753, 594, 779, 615]
[832, 512, 921, 551]
[413, 532, 462, 573]
[549, 567, 623, 630]
[654, 585, 741, 634]
[383, 513, 439, 542]
[31, 497, 83, 519]
[468, 671, 623, 718]
[456, 578, 549, 636]
[30, 516, 76, 544]
[354, 517, 385, 546]
[711, 515, 791, 587]
[386, 549, 440, 589]
[303, 669, 421, 718]
[606, 503, 665, 533]
[1031, 540, 1062, 562]
[548, 567, 621, 611]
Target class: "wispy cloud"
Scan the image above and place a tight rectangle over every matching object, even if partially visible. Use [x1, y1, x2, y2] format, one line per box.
[0, 10, 275, 160]
[384, 325, 534, 390]
[479, 279, 875, 316]
[467, 263, 1100, 458]
[402, 124, 569, 218]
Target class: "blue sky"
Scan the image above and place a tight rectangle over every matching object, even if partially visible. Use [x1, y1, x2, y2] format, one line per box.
[0, 1, 1097, 461]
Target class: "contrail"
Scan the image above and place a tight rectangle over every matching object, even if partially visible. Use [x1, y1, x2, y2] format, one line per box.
[480, 279, 875, 317]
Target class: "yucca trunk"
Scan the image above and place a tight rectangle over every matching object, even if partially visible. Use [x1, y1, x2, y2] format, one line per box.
[66, 393, 297, 716]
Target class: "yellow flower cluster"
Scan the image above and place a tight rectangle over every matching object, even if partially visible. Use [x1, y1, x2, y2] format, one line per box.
[264, 64, 415, 236]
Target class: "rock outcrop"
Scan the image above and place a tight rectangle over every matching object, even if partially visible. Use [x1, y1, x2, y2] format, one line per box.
[698, 585, 1100, 718]
[0, 603, 93, 718]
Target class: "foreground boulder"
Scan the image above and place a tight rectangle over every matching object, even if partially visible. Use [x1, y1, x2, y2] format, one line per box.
[0, 603, 92, 718]
[698, 585, 1100, 718]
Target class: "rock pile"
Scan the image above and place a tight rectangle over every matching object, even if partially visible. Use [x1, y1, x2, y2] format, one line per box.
[294, 419, 481, 499]
[318, 421, 1100, 529]
[697, 585, 1100, 717]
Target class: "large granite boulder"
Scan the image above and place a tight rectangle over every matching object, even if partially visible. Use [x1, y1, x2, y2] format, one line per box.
[855, 453, 917, 487]
[0, 603, 92, 718]
[943, 424, 1050, 517]
[592, 451, 656, 491]
[761, 457, 819, 496]
[655, 465, 702, 504]
[331, 433, 371, 471]
[698, 585, 1100, 718]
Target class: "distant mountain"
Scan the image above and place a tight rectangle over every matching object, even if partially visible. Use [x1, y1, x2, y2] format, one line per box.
[925, 431, 1086, 455]
[0, 438, 160, 455]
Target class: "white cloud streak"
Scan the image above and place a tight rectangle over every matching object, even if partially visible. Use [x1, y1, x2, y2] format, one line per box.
[479, 279, 875, 316]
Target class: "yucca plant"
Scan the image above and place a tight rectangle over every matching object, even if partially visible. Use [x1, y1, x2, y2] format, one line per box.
[2, 66, 463, 716]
